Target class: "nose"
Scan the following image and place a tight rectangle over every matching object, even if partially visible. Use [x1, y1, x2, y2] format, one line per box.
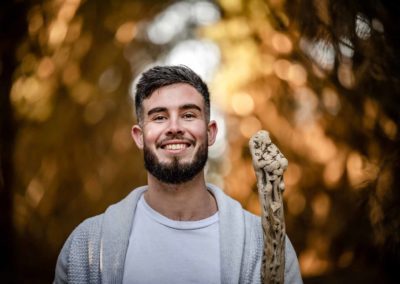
[166, 116, 184, 136]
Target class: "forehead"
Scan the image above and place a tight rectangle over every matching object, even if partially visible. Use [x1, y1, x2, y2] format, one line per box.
[143, 83, 204, 112]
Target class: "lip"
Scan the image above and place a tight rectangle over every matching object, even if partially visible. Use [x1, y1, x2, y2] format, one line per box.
[158, 139, 193, 154]
[159, 139, 193, 148]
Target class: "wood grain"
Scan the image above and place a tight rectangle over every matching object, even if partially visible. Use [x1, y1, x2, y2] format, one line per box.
[249, 130, 287, 284]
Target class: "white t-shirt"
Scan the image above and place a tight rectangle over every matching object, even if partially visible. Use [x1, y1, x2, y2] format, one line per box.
[122, 195, 221, 284]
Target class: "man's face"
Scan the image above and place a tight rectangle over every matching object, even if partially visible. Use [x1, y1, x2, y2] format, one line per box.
[132, 83, 217, 184]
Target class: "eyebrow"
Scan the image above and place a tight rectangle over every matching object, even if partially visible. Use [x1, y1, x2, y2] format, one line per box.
[180, 104, 202, 112]
[147, 104, 202, 116]
[147, 107, 167, 116]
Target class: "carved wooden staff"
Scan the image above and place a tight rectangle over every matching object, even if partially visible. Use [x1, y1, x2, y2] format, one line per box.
[249, 130, 288, 284]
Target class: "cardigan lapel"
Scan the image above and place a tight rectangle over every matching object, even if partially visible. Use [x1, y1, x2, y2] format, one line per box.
[99, 184, 245, 284]
[100, 187, 147, 284]
[208, 184, 245, 284]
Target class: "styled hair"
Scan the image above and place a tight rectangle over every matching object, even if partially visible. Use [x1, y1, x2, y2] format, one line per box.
[135, 65, 210, 123]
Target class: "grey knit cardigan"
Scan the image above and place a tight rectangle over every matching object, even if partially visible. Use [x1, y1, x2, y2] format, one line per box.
[54, 184, 302, 284]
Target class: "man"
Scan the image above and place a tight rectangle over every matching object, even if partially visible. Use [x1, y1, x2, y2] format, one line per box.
[54, 65, 302, 283]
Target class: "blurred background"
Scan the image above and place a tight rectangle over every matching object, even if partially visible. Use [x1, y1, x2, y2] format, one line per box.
[1, 0, 399, 283]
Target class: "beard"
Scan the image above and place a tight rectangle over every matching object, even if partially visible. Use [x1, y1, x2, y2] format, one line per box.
[143, 141, 208, 184]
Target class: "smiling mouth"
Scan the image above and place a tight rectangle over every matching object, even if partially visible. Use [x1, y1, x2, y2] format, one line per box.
[163, 143, 188, 150]
[159, 140, 193, 152]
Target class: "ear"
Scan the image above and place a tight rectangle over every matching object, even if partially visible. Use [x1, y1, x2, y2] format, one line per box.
[131, 124, 144, 149]
[207, 120, 218, 146]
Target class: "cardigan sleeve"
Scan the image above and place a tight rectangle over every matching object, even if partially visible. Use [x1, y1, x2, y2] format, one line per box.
[284, 236, 303, 284]
[54, 231, 72, 284]
[54, 216, 103, 284]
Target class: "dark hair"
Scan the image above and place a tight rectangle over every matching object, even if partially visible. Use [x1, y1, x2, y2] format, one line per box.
[135, 65, 210, 123]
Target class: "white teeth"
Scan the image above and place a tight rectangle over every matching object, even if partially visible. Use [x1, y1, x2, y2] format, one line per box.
[165, 144, 186, 150]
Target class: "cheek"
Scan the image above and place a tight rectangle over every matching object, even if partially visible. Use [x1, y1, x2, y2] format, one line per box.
[190, 124, 208, 141]
[143, 126, 163, 145]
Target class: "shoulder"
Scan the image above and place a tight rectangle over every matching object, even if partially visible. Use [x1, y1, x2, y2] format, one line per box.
[208, 183, 263, 246]
[208, 184, 302, 283]
[54, 187, 147, 282]
[207, 183, 261, 230]
[68, 215, 103, 244]
[54, 215, 104, 283]
[59, 186, 146, 253]
[61, 214, 104, 257]
[61, 186, 147, 251]
[284, 236, 303, 283]
[243, 209, 261, 226]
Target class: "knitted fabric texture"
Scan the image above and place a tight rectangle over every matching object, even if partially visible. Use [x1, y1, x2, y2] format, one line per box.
[54, 184, 302, 284]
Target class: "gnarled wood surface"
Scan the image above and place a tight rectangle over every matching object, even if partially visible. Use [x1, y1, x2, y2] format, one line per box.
[249, 130, 288, 284]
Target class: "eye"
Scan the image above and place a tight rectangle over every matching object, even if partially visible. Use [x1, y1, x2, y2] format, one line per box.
[153, 115, 167, 122]
[182, 112, 196, 120]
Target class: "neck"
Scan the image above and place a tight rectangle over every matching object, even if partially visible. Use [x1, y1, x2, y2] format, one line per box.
[144, 172, 218, 221]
